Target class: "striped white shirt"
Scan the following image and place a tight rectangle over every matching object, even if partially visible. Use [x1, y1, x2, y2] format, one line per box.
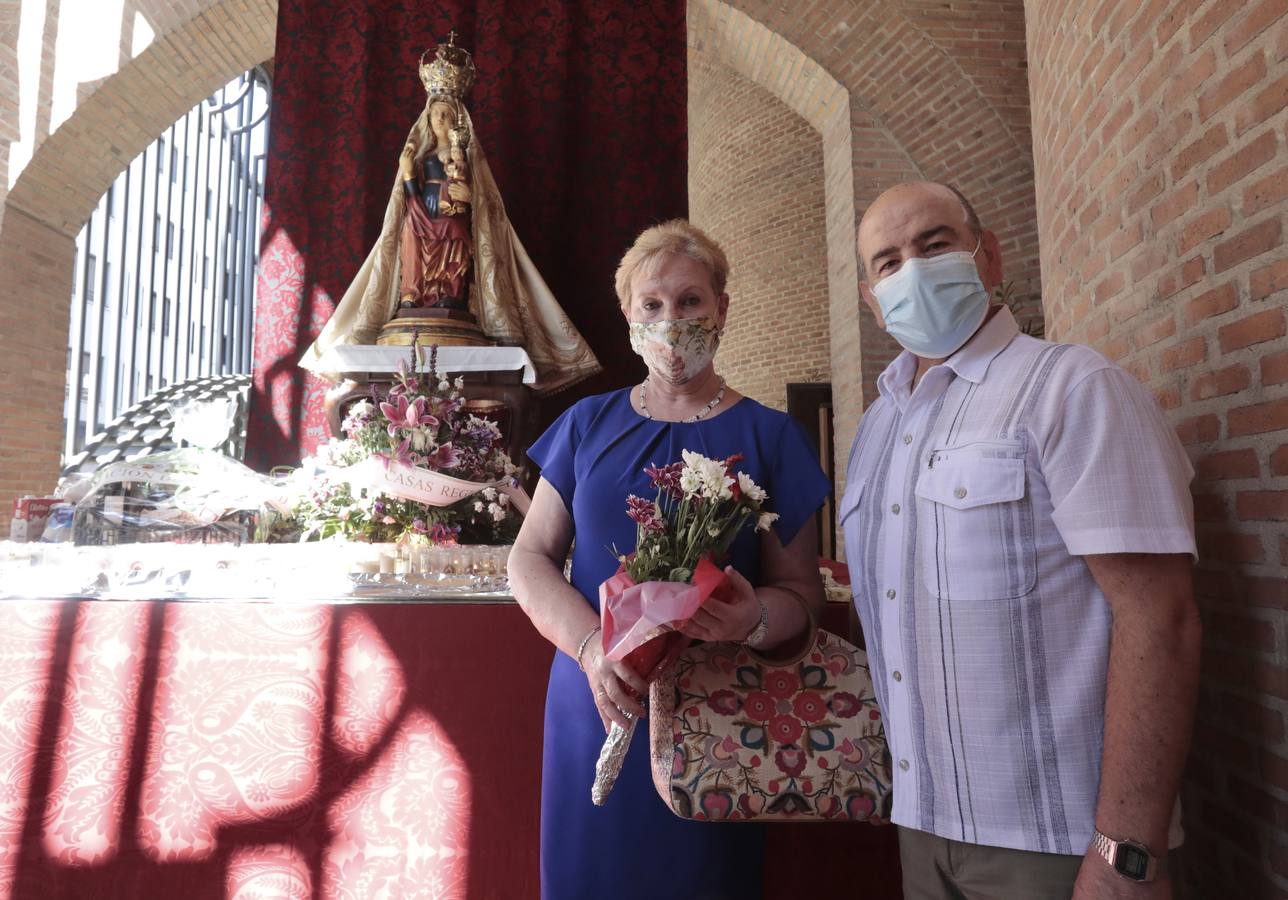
[841, 307, 1195, 854]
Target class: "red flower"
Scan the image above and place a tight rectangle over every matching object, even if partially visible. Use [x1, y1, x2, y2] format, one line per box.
[699, 791, 733, 820]
[793, 692, 827, 723]
[768, 714, 803, 745]
[764, 671, 800, 699]
[625, 495, 665, 532]
[707, 689, 741, 716]
[774, 747, 806, 778]
[644, 462, 684, 498]
[846, 791, 877, 821]
[743, 691, 775, 722]
[830, 691, 862, 718]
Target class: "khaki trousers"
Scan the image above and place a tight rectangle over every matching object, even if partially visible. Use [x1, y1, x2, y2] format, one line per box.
[898, 827, 1083, 900]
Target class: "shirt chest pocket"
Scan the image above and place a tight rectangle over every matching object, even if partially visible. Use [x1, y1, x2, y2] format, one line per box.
[913, 441, 1037, 601]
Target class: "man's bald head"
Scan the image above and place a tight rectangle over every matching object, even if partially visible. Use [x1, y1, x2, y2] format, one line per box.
[854, 180, 1003, 325]
[857, 182, 982, 278]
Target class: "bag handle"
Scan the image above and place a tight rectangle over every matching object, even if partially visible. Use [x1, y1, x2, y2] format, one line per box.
[744, 586, 820, 668]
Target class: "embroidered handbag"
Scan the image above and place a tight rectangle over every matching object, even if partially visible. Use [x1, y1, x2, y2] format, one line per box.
[648, 628, 893, 822]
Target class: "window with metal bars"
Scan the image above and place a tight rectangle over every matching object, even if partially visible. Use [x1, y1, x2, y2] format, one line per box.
[62, 66, 271, 464]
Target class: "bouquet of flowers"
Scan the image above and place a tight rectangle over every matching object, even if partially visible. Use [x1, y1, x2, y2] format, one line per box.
[292, 345, 524, 546]
[591, 450, 776, 804]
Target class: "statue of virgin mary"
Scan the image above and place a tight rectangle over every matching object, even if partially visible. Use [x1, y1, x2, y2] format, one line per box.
[299, 34, 601, 395]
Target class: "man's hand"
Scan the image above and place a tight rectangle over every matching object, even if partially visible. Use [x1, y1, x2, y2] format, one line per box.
[1072, 849, 1171, 899]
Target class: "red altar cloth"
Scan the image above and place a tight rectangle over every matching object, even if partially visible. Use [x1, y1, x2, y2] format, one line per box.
[0, 599, 899, 899]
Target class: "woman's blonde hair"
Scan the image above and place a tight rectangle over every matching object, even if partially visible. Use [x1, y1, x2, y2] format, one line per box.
[614, 219, 729, 307]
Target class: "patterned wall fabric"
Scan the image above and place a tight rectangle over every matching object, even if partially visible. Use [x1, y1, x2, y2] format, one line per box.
[247, 0, 688, 469]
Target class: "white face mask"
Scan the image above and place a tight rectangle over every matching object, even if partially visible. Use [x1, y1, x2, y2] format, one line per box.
[871, 240, 989, 359]
[628, 316, 721, 385]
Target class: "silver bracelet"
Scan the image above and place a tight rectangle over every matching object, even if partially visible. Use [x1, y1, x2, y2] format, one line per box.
[744, 597, 770, 648]
[575, 624, 601, 670]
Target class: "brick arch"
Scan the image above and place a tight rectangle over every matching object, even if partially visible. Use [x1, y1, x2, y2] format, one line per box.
[4, 0, 276, 235]
[689, 0, 870, 469]
[720, 0, 1041, 323]
[0, 0, 277, 525]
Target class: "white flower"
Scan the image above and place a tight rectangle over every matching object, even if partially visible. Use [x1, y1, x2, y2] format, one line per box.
[454, 376, 465, 390]
[737, 472, 766, 503]
[349, 399, 373, 418]
[488, 502, 507, 523]
[679, 467, 704, 497]
[755, 511, 779, 533]
[473, 500, 484, 512]
[497, 492, 510, 507]
[439, 379, 451, 392]
[680, 450, 733, 499]
[482, 487, 498, 501]
[410, 427, 432, 452]
[705, 469, 734, 501]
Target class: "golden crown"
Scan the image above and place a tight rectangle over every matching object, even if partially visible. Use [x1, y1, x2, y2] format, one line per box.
[419, 31, 476, 101]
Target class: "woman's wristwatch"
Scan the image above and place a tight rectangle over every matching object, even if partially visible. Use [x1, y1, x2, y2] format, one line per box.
[1091, 829, 1165, 882]
[744, 597, 770, 648]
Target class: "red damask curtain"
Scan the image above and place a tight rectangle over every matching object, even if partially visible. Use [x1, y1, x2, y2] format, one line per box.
[247, 0, 688, 469]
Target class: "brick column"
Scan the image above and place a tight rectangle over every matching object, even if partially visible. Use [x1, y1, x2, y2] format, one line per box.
[1025, 2, 1288, 895]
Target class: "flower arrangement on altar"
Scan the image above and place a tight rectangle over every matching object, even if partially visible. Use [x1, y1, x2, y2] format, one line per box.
[292, 346, 522, 545]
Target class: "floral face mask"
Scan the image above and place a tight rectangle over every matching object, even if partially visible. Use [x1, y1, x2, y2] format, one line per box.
[628, 316, 721, 385]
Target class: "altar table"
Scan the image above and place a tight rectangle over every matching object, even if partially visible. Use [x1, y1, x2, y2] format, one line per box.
[0, 596, 900, 899]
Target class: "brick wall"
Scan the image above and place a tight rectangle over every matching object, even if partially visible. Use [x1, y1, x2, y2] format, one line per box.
[1025, 1, 1288, 895]
[721, 0, 1042, 330]
[688, 53, 832, 412]
[0, 0, 275, 531]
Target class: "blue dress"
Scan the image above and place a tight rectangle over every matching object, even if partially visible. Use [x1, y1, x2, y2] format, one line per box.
[527, 388, 831, 900]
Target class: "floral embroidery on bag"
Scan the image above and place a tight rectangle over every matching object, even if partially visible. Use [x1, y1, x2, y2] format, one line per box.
[651, 631, 892, 822]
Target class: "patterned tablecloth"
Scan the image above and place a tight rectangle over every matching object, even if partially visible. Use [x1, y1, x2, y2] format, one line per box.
[0, 597, 552, 899]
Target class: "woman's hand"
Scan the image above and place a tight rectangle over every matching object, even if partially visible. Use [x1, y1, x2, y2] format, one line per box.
[583, 642, 648, 732]
[678, 566, 761, 643]
[446, 182, 471, 203]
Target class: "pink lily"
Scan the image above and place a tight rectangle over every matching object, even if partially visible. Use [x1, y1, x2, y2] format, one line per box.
[422, 441, 461, 470]
[378, 435, 416, 470]
[380, 395, 438, 437]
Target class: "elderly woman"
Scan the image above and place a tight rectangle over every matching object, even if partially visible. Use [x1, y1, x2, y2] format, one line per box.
[509, 220, 831, 899]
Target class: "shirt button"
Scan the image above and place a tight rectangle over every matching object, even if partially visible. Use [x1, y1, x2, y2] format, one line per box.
[899, 759, 910, 772]
[902, 434, 913, 445]
[891, 503, 901, 515]
[892, 670, 902, 682]
[953, 487, 967, 500]
[886, 588, 896, 600]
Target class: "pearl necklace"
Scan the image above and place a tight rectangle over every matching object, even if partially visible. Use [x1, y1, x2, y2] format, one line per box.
[638, 378, 727, 423]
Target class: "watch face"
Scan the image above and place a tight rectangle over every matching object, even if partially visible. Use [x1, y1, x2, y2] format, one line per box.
[1114, 844, 1150, 880]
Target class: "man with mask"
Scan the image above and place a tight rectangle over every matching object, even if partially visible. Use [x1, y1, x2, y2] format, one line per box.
[842, 181, 1200, 899]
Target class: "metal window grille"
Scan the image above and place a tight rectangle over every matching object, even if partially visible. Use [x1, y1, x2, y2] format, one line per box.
[63, 66, 271, 463]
